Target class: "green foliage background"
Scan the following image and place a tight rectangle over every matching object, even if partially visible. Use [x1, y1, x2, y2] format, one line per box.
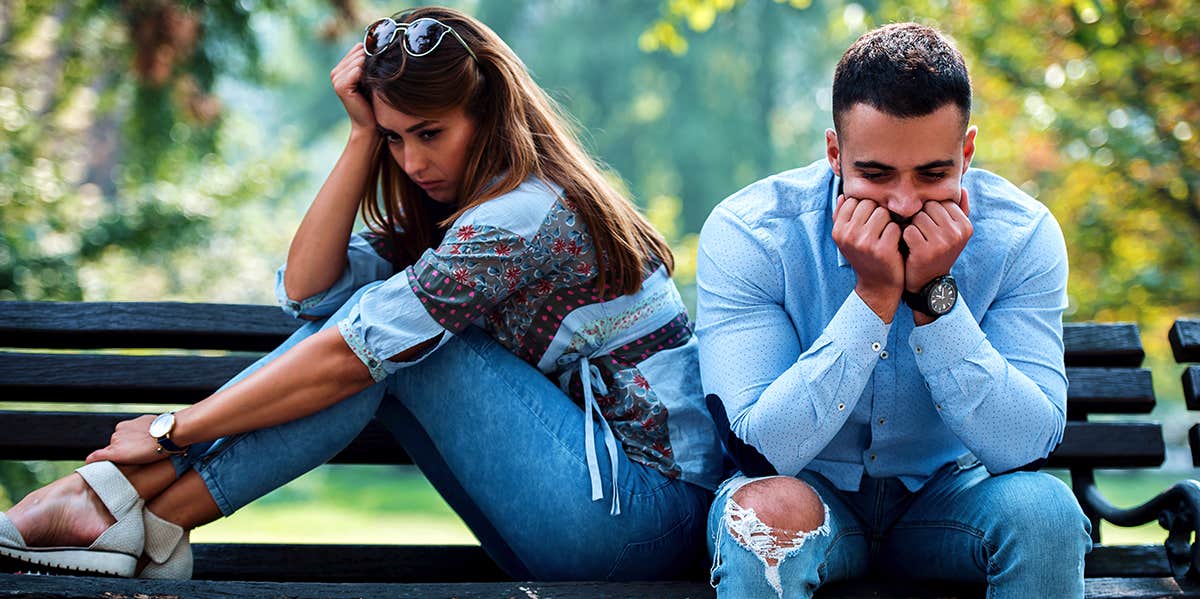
[0, 0, 1196, 542]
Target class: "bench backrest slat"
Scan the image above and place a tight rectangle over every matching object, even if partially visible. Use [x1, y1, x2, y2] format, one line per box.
[1063, 322, 1145, 367]
[0, 352, 1155, 414]
[0, 410, 1161, 469]
[0, 351, 258, 403]
[0, 302, 297, 351]
[1169, 318, 1200, 363]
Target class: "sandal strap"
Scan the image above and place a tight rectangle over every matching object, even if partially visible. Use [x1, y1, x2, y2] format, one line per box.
[75, 462, 141, 519]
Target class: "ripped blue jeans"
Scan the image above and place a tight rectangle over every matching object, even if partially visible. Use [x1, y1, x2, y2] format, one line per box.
[707, 461, 1092, 598]
[169, 281, 710, 581]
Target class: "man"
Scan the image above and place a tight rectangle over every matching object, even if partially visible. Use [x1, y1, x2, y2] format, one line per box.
[696, 23, 1091, 598]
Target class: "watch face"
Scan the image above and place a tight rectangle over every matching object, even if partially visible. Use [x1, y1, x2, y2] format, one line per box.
[928, 280, 957, 315]
[149, 412, 174, 438]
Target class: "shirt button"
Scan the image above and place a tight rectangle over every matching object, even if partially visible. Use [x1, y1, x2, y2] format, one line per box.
[869, 454, 877, 461]
[837, 402, 846, 411]
[936, 404, 942, 410]
[880, 350, 889, 360]
[878, 417, 886, 425]
[915, 346, 923, 354]
[367, 358, 379, 368]
[871, 342, 882, 352]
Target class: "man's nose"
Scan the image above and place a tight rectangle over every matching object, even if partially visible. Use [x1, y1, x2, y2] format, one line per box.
[886, 181, 924, 219]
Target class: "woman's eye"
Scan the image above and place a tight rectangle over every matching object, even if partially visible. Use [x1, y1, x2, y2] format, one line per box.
[418, 129, 442, 141]
[383, 131, 402, 144]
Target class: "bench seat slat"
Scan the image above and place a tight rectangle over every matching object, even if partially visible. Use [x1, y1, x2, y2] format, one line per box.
[180, 542, 1168, 581]
[0, 352, 1155, 414]
[0, 302, 297, 351]
[0, 412, 1163, 468]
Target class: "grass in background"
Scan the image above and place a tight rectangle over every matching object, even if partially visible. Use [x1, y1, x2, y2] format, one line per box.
[187, 464, 477, 545]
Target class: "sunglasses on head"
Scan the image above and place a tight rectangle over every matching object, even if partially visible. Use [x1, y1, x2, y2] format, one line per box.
[363, 16, 478, 62]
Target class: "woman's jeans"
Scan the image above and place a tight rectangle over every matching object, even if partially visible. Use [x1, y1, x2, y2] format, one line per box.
[707, 462, 1092, 598]
[171, 282, 710, 580]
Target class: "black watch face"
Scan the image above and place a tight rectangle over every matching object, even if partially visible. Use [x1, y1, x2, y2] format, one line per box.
[928, 280, 957, 315]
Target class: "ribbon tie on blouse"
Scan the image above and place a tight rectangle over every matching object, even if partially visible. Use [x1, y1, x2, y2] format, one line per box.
[557, 353, 621, 516]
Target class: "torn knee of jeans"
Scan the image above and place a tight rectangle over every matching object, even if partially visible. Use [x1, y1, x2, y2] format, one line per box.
[725, 496, 830, 567]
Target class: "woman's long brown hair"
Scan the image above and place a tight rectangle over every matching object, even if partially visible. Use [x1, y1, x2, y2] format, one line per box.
[359, 6, 673, 295]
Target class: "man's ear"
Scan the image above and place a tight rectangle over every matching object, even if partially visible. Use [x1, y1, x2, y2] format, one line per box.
[826, 129, 841, 176]
[962, 125, 978, 174]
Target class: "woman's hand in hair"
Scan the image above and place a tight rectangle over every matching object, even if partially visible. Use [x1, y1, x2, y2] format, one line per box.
[331, 43, 377, 136]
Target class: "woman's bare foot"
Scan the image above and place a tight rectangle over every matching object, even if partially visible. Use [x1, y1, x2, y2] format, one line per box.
[5, 473, 116, 548]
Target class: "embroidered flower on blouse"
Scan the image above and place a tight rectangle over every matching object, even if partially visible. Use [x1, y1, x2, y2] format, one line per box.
[456, 224, 477, 241]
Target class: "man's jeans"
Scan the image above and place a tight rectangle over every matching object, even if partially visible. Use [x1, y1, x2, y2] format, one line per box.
[707, 460, 1092, 598]
[170, 281, 710, 581]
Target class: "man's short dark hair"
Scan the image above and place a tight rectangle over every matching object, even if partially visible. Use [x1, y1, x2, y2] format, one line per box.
[832, 23, 971, 133]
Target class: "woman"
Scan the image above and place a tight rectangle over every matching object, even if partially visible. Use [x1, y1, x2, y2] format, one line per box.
[0, 6, 723, 581]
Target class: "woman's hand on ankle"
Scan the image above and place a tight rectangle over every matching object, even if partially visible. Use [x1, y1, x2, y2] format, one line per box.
[86, 414, 171, 465]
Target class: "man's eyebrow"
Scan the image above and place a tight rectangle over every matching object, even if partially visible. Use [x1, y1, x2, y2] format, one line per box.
[915, 159, 956, 170]
[853, 160, 895, 171]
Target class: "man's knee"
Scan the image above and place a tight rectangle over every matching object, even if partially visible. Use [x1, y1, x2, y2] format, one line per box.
[994, 473, 1091, 549]
[730, 476, 827, 534]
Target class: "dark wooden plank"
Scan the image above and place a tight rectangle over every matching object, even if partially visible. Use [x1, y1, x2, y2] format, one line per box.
[0, 574, 1192, 599]
[193, 544, 507, 582]
[1191, 423, 1200, 469]
[0, 411, 412, 465]
[0, 302, 298, 351]
[0, 352, 261, 404]
[0, 412, 1165, 469]
[187, 542, 1169, 582]
[1170, 318, 1200, 363]
[0, 575, 716, 599]
[1184, 366, 1200, 411]
[1085, 544, 1172, 578]
[1066, 367, 1156, 414]
[1045, 422, 1164, 468]
[1064, 322, 1145, 367]
[1, 353, 1155, 414]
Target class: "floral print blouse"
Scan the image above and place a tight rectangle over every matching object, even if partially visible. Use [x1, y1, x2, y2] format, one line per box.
[275, 177, 724, 513]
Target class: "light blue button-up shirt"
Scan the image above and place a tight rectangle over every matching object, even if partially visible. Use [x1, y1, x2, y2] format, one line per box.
[696, 160, 1069, 492]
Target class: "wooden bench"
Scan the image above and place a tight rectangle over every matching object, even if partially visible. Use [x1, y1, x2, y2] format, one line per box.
[0, 301, 1197, 597]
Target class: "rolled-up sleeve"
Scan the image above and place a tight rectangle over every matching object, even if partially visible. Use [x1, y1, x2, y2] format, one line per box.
[337, 223, 548, 381]
[275, 232, 396, 319]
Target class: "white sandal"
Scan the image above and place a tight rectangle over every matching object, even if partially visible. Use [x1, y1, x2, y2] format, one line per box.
[139, 508, 192, 579]
[0, 462, 145, 577]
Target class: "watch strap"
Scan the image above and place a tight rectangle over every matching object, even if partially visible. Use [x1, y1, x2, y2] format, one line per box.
[904, 275, 956, 318]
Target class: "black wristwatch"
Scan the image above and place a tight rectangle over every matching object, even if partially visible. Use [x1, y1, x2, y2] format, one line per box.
[903, 275, 958, 318]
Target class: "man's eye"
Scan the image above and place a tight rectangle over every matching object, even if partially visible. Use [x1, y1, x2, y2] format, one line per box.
[418, 129, 442, 141]
[861, 172, 887, 181]
[921, 171, 948, 180]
